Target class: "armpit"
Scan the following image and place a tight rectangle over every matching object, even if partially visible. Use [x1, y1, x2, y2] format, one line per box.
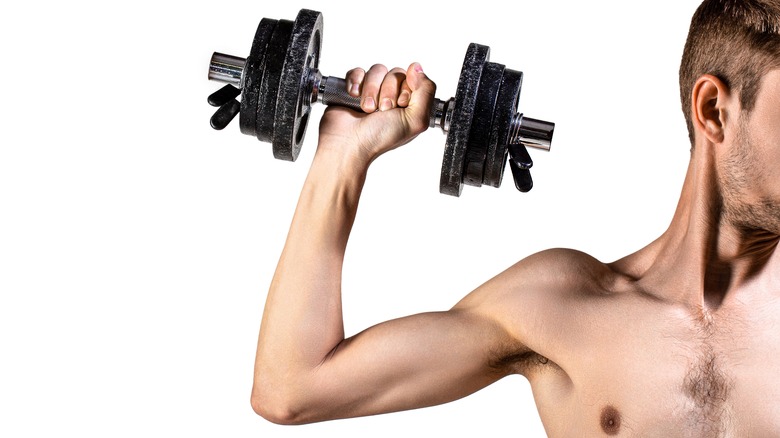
[490, 349, 557, 376]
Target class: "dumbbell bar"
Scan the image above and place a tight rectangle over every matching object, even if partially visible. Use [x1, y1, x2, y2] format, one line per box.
[206, 9, 555, 196]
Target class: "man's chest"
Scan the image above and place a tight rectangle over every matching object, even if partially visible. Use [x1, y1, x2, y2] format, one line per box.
[527, 296, 780, 437]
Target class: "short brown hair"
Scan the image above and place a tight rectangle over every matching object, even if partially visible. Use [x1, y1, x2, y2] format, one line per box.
[679, 0, 780, 145]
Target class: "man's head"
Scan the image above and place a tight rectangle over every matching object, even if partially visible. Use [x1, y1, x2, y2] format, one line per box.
[679, 0, 780, 146]
[678, 0, 780, 235]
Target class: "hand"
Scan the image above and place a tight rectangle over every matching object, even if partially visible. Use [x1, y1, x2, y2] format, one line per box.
[317, 63, 436, 167]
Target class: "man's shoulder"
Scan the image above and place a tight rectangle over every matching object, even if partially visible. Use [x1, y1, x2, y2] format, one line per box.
[460, 248, 633, 374]
[521, 247, 607, 271]
[507, 248, 623, 296]
[467, 248, 630, 334]
[464, 248, 626, 311]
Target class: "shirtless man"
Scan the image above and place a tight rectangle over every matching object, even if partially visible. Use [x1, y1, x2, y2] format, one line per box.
[250, 0, 780, 435]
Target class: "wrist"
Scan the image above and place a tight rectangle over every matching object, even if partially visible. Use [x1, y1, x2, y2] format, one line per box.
[300, 146, 367, 201]
[312, 139, 371, 180]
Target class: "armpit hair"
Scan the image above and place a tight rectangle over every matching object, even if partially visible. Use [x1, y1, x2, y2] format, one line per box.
[489, 347, 553, 375]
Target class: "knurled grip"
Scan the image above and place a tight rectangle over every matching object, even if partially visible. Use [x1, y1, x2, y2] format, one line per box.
[320, 77, 362, 109]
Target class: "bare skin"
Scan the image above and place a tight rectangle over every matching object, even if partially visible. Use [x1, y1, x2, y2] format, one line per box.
[251, 62, 780, 436]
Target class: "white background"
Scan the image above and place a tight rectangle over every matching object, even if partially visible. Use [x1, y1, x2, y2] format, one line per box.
[1, 1, 702, 436]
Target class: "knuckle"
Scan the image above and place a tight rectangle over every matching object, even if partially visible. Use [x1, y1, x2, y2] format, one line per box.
[369, 63, 388, 74]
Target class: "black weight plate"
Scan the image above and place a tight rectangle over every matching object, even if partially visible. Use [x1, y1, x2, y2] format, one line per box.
[256, 19, 294, 143]
[240, 19, 275, 135]
[462, 61, 504, 187]
[240, 18, 276, 137]
[272, 9, 323, 161]
[483, 68, 523, 188]
[440, 43, 490, 196]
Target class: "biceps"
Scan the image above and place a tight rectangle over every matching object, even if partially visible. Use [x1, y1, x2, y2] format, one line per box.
[305, 310, 515, 420]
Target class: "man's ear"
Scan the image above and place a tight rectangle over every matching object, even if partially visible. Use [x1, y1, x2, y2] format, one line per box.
[691, 74, 731, 145]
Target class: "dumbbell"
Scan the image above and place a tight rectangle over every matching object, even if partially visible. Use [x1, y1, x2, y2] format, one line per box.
[206, 9, 555, 196]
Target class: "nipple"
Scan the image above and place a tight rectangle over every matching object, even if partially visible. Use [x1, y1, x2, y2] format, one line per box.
[600, 405, 621, 435]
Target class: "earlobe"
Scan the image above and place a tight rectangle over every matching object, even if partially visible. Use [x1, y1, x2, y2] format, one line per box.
[691, 75, 730, 145]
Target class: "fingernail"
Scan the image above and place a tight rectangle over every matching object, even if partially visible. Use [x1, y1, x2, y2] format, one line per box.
[364, 96, 376, 111]
[414, 63, 424, 74]
[398, 90, 410, 105]
[350, 82, 360, 96]
[379, 98, 393, 111]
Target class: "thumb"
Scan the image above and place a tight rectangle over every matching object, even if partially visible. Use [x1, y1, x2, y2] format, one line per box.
[404, 62, 436, 133]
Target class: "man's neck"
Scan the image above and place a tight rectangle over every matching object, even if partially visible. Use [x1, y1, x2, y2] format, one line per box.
[613, 145, 780, 310]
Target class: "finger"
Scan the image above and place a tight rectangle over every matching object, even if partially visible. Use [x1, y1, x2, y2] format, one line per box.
[403, 63, 437, 133]
[378, 67, 406, 111]
[361, 64, 389, 112]
[345, 68, 365, 97]
[397, 79, 413, 107]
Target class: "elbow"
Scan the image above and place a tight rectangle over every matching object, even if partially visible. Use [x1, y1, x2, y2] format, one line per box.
[250, 383, 311, 425]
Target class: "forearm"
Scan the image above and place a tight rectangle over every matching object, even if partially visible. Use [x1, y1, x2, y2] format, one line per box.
[251, 63, 443, 423]
[253, 146, 368, 410]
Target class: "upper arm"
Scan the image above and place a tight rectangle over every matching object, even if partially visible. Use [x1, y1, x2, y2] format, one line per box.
[256, 248, 601, 424]
[274, 307, 521, 424]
